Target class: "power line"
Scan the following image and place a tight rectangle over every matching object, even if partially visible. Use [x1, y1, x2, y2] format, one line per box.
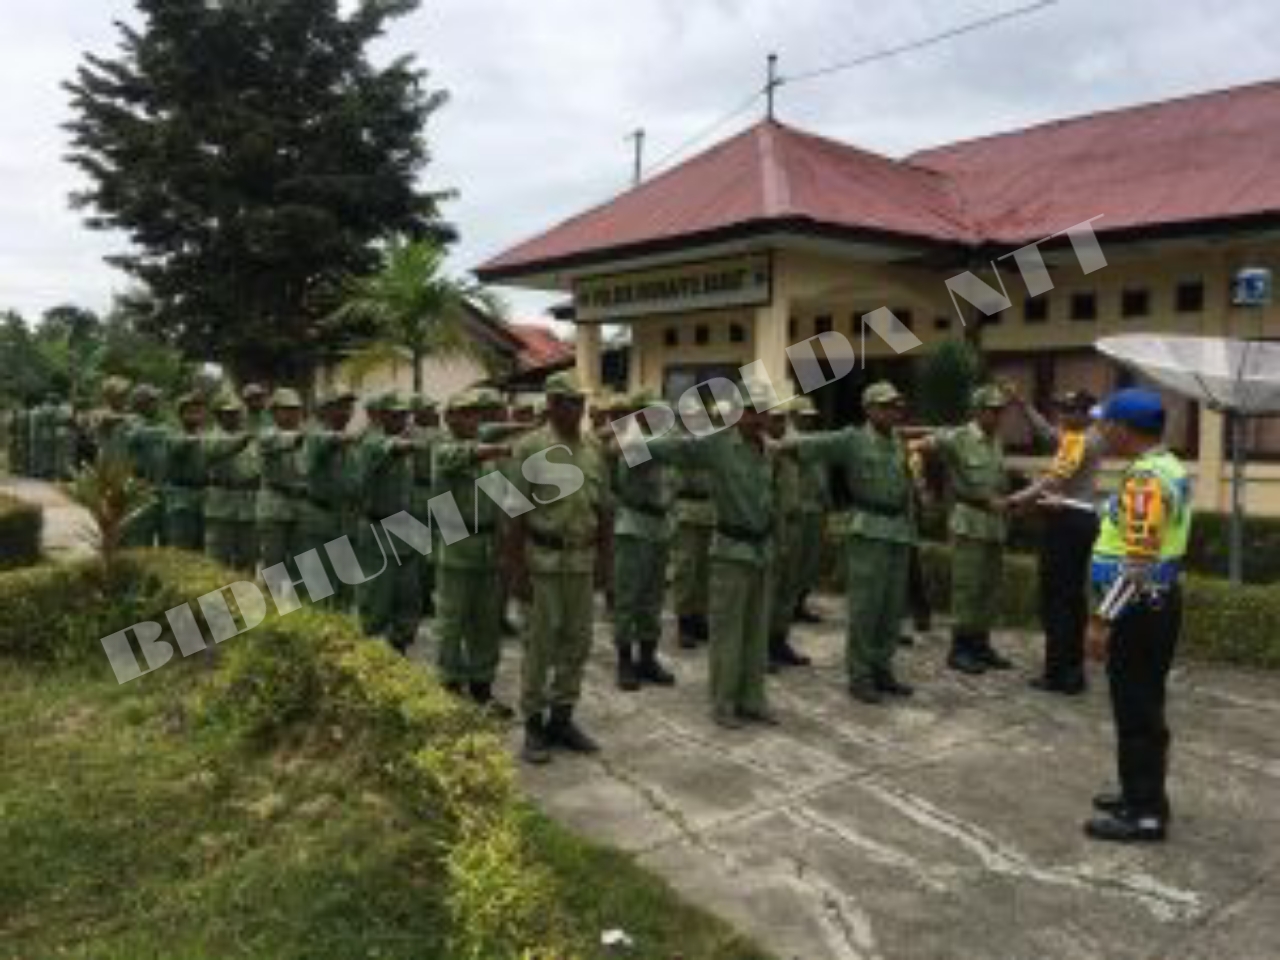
[642, 89, 764, 178]
[785, 0, 1060, 85]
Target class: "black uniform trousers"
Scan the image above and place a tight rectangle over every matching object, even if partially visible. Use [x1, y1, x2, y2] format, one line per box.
[1107, 586, 1181, 819]
[1038, 507, 1099, 685]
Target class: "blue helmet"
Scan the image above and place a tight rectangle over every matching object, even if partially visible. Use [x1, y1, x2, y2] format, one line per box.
[1094, 388, 1165, 433]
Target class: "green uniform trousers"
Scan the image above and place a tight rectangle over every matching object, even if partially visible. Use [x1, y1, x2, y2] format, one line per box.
[300, 512, 350, 612]
[770, 521, 802, 635]
[797, 513, 824, 595]
[843, 536, 910, 682]
[673, 523, 712, 617]
[435, 565, 502, 684]
[163, 506, 205, 552]
[708, 557, 771, 716]
[951, 536, 1004, 634]
[521, 570, 594, 718]
[259, 518, 305, 574]
[205, 520, 258, 571]
[357, 527, 422, 650]
[614, 535, 668, 650]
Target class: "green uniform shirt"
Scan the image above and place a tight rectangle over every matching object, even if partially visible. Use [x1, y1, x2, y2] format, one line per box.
[125, 415, 168, 484]
[672, 464, 717, 526]
[514, 424, 604, 574]
[793, 424, 916, 545]
[204, 429, 259, 521]
[303, 428, 355, 516]
[259, 428, 307, 523]
[935, 421, 1008, 542]
[164, 428, 207, 512]
[355, 427, 414, 522]
[651, 429, 773, 566]
[432, 433, 501, 570]
[613, 453, 671, 542]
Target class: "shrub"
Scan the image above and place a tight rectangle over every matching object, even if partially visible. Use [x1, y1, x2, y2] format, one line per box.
[0, 549, 576, 958]
[0, 492, 41, 569]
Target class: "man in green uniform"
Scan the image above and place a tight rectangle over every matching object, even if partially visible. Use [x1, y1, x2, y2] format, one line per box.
[767, 398, 812, 670]
[793, 400, 828, 623]
[204, 397, 260, 570]
[592, 390, 623, 617]
[512, 371, 604, 763]
[302, 390, 358, 610]
[433, 388, 516, 714]
[785, 382, 916, 703]
[258, 388, 308, 577]
[92, 376, 133, 465]
[915, 384, 1014, 675]
[242, 383, 272, 434]
[121, 384, 168, 547]
[410, 395, 442, 616]
[612, 389, 678, 692]
[162, 392, 208, 550]
[354, 393, 420, 653]
[670, 391, 716, 648]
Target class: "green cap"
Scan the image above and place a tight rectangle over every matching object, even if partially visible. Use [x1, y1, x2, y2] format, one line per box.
[409, 394, 437, 412]
[271, 387, 303, 409]
[241, 383, 268, 400]
[214, 394, 244, 413]
[970, 384, 1010, 410]
[380, 392, 410, 414]
[176, 391, 205, 409]
[545, 371, 585, 398]
[131, 383, 160, 404]
[448, 388, 495, 412]
[627, 389, 660, 409]
[862, 381, 904, 407]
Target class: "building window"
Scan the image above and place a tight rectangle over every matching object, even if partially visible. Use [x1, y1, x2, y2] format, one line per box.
[814, 315, 833, 335]
[1024, 296, 1049, 323]
[934, 315, 952, 331]
[664, 327, 678, 347]
[1070, 292, 1097, 321]
[694, 324, 709, 345]
[728, 323, 746, 343]
[891, 308, 914, 330]
[1176, 279, 1205, 313]
[1121, 288, 1150, 318]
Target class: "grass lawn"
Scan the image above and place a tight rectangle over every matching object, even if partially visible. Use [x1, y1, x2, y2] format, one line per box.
[0, 661, 770, 960]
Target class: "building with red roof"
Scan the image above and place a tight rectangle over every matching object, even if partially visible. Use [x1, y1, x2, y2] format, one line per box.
[479, 79, 1280, 514]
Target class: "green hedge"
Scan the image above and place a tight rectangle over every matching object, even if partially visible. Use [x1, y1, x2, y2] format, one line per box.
[0, 550, 571, 959]
[0, 492, 41, 569]
[915, 543, 1280, 670]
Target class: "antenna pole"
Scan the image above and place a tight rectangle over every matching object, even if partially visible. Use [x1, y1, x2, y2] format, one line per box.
[629, 128, 646, 186]
[766, 53, 780, 120]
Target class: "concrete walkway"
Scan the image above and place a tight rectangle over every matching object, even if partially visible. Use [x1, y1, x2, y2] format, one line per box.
[0, 476, 96, 560]
[6, 478, 1279, 959]
[490, 601, 1280, 960]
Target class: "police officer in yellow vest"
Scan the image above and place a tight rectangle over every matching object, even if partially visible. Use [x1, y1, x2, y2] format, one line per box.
[1084, 388, 1190, 844]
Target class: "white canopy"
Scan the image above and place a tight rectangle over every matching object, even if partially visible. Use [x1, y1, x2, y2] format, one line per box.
[1096, 335, 1280, 414]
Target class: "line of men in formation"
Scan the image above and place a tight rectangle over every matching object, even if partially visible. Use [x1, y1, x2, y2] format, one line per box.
[2, 371, 1030, 766]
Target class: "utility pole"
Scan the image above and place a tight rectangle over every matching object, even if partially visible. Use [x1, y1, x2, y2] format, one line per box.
[765, 53, 781, 121]
[628, 128, 645, 187]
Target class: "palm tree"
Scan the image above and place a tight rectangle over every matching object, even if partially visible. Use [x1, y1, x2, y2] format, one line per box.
[330, 237, 506, 394]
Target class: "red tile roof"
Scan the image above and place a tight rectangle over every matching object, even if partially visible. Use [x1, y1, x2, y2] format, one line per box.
[479, 79, 1280, 280]
[508, 323, 575, 371]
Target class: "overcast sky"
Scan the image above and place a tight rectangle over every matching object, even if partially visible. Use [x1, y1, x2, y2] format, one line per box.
[2, 0, 1277, 329]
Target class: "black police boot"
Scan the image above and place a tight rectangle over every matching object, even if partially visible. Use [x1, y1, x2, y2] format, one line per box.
[678, 615, 701, 649]
[547, 704, 600, 754]
[974, 633, 1013, 670]
[520, 714, 552, 765]
[692, 614, 710, 641]
[616, 644, 642, 692]
[848, 677, 885, 705]
[637, 642, 676, 686]
[947, 632, 987, 675]
[1084, 811, 1167, 843]
[469, 681, 515, 720]
[873, 668, 914, 698]
[1093, 791, 1172, 822]
[770, 632, 812, 669]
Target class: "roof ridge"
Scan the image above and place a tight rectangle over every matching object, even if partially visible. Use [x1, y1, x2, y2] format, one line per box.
[910, 75, 1280, 161]
[756, 121, 795, 217]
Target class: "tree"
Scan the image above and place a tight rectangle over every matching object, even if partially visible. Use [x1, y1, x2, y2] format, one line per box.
[64, 0, 452, 387]
[912, 337, 986, 426]
[330, 237, 504, 394]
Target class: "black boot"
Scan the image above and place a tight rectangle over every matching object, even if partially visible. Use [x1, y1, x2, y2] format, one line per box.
[520, 714, 552, 765]
[947, 632, 986, 675]
[692, 614, 710, 641]
[873, 667, 914, 698]
[547, 704, 600, 754]
[678, 615, 701, 649]
[974, 633, 1013, 671]
[637, 641, 676, 686]
[769, 632, 811, 668]
[1084, 811, 1167, 843]
[469, 681, 515, 720]
[616, 644, 641, 691]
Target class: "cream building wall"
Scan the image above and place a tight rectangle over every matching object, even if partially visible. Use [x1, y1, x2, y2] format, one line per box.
[581, 237, 1280, 515]
[316, 350, 488, 428]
